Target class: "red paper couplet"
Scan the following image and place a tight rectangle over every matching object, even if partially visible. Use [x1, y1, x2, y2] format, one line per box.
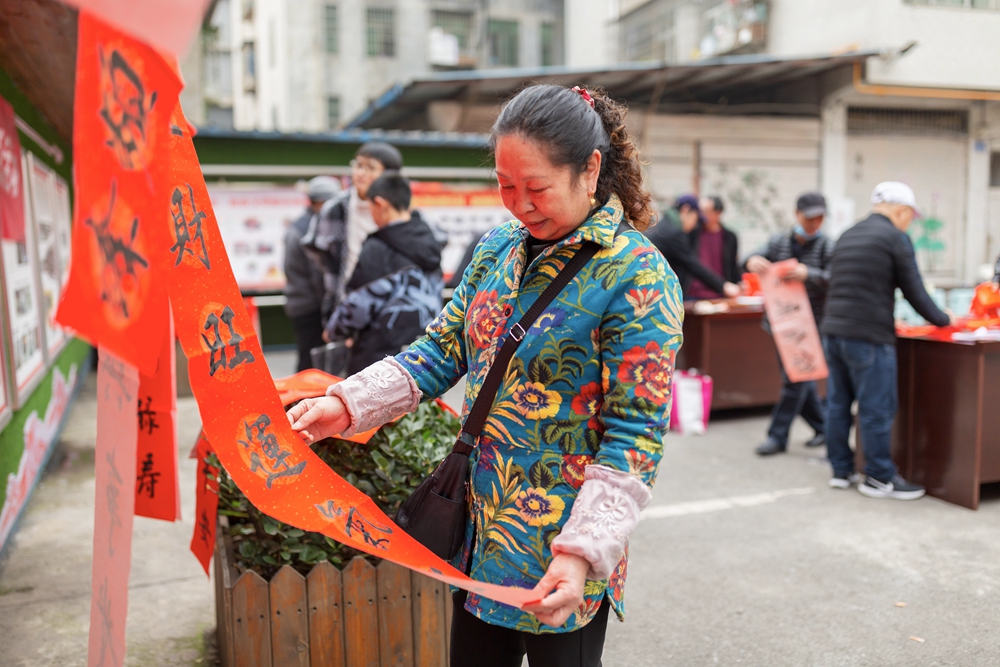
[55, 10, 182, 377]
[760, 259, 829, 383]
[134, 311, 180, 521]
[190, 433, 219, 575]
[88, 348, 140, 667]
[0, 96, 26, 242]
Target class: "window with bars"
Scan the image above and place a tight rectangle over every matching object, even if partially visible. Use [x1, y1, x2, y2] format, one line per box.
[541, 22, 556, 66]
[487, 19, 519, 67]
[619, 0, 675, 62]
[432, 9, 473, 53]
[366, 7, 396, 57]
[846, 107, 969, 136]
[324, 5, 338, 54]
[327, 96, 341, 130]
[905, 0, 1000, 9]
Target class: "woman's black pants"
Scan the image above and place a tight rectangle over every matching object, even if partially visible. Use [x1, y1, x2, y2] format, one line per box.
[449, 590, 611, 667]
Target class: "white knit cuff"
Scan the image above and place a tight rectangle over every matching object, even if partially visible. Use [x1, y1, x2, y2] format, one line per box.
[326, 357, 422, 437]
[550, 465, 652, 580]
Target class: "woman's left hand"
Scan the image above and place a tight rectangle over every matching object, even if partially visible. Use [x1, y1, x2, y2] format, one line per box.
[522, 553, 590, 627]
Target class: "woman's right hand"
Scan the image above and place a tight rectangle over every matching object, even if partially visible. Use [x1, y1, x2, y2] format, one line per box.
[286, 396, 351, 443]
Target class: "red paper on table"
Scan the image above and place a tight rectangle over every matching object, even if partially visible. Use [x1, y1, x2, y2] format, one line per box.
[134, 311, 180, 521]
[190, 433, 220, 575]
[760, 259, 829, 383]
[165, 106, 538, 609]
[88, 349, 140, 667]
[0, 96, 25, 242]
[55, 10, 182, 377]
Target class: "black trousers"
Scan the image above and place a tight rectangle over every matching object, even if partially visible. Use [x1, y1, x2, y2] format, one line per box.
[767, 347, 825, 447]
[450, 590, 611, 667]
[290, 311, 325, 373]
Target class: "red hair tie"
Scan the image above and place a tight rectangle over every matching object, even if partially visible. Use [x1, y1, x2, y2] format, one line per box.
[572, 86, 595, 108]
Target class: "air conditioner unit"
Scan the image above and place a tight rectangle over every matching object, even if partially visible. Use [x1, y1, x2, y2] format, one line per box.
[428, 27, 460, 66]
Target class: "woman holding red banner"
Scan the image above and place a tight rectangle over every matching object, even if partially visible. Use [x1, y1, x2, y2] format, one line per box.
[288, 84, 682, 667]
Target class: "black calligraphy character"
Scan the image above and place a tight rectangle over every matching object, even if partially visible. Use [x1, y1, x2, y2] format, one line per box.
[201, 305, 256, 376]
[102, 356, 133, 410]
[169, 183, 211, 270]
[136, 452, 160, 499]
[137, 396, 159, 435]
[86, 181, 148, 320]
[772, 299, 801, 318]
[198, 509, 213, 546]
[345, 507, 393, 550]
[780, 329, 807, 346]
[95, 578, 118, 667]
[315, 500, 344, 520]
[99, 48, 157, 169]
[238, 415, 307, 488]
[106, 450, 123, 557]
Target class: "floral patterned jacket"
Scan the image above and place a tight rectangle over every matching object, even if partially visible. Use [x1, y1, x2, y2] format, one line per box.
[395, 195, 683, 633]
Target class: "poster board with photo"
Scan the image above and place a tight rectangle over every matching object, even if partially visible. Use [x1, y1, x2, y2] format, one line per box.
[1, 152, 46, 405]
[52, 173, 72, 287]
[412, 188, 512, 280]
[27, 154, 67, 358]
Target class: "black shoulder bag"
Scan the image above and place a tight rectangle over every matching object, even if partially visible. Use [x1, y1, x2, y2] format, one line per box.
[396, 240, 602, 560]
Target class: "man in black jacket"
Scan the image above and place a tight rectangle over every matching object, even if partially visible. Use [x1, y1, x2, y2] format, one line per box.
[821, 182, 952, 500]
[687, 195, 741, 298]
[646, 195, 740, 299]
[746, 192, 835, 456]
[326, 171, 444, 374]
[283, 176, 340, 371]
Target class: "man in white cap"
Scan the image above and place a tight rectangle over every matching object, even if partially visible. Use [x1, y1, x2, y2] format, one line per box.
[283, 175, 341, 371]
[820, 181, 952, 499]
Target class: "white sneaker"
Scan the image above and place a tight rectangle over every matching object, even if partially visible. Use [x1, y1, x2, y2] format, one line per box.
[858, 475, 926, 500]
[829, 472, 862, 489]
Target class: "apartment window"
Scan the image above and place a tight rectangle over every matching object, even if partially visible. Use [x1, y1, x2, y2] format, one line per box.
[367, 7, 396, 57]
[487, 19, 518, 67]
[432, 9, 473, 53]
[990, 152, 1000, 188]
[905, 0, 1000, 8]
[324, 5, 338, 54]
[327, 96, 341, 130]
[540, 22, 555, 67]
[619, 0, 675, 62]
[846, 107, 968, 136]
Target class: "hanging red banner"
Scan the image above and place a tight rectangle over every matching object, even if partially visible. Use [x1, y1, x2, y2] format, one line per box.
[134, 310, 180, 521]
[760, 259, 829, 383]
[56, 10, 182, 377]
[0, 96, 25, 242]
[190, 432, 220, 575]
[88, 349, 140, 667]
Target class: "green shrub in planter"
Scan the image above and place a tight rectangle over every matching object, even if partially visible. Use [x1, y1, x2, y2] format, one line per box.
[211, 400, 459, 579]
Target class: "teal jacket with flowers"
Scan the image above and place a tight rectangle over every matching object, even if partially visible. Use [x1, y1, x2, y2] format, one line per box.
[396, 195, 683, 633]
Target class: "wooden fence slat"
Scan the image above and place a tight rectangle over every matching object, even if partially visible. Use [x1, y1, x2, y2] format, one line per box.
[307, 561, 346, 667]
[410, 573, 447, 667]
[377, 561, 414, 667]
[219, 519, 239, 667]
[343, 557, 380, 667]
[214, 528, 228, 667]
[444, 586, 454, 666]
[232, 571, 274, 667]
[270, 566, 310, 667]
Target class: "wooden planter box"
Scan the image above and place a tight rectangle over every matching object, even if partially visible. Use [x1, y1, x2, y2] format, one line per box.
[214, 519, 453, 667]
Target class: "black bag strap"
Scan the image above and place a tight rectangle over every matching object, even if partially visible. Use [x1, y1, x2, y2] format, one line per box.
[452, 240, 602, 455]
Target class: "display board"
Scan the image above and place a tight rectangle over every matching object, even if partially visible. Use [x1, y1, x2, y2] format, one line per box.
[27, 154, 66, 358]
[206, 186, 307, 292]
[52, 175, 72, 286]
[1, 152, 45, 405]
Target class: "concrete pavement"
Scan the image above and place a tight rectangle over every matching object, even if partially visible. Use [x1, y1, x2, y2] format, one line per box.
[1, 349, 997, 666]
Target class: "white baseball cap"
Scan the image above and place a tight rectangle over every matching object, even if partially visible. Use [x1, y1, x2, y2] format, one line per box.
[871, 181, 923, 218]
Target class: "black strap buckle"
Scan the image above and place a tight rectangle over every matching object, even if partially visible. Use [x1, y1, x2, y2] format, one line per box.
[509, 323, 526, 342]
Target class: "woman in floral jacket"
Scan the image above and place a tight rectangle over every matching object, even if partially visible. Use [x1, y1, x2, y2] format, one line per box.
[288, 84, 683, 667]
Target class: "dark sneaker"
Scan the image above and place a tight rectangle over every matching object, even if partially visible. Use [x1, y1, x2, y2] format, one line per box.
[829, 472, 862, 489]
[805, 433, 826, 448]
[755, 439, 786, 456]
[858, 475, 926, 500]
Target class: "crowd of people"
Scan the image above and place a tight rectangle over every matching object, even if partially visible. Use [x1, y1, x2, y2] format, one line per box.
[279, 83, 953, 665]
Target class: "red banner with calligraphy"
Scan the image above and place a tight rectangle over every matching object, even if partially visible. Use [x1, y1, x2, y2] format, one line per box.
[760, 259, 829, 383]
[190, 432, 219, 574]
[56, 10, 181, 377]
[134, 311, 180, 521]
[0, 96, 25, 242]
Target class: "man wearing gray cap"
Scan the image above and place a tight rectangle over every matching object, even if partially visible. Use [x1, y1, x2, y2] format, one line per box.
[284, 176, 341, 371]
[821, 181, 952, 500]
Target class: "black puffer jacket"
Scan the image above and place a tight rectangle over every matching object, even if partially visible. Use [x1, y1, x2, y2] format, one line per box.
[282, 209, 326, 318]
[745, 230, 835, 323]
[345, 211, 442, 290]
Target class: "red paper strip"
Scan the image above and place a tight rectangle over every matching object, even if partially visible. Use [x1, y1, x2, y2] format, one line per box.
[134, 310, 179, 521]
[0, 96, 25, 242]
[760, 259, 829, 383]
[56, 10, 182, 377]
[190, 432, 219, 575]
[88, 348, 140, 667]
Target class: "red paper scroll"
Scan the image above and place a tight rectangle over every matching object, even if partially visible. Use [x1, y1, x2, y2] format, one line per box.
[760, 260, 829, 383]
[0, 96, 25, 242]
[88, 349, 140, 667]
[190, 433, 219, 574]
[134, 312, 180, 521]
[56, 11, 181, 377]
[164, 108, 537, 608]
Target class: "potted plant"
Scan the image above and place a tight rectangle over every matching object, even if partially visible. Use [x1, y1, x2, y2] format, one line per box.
[208, 398, 460, 667]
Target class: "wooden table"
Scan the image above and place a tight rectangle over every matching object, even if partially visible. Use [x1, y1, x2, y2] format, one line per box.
[677, 301, 782, 410]
[892, 336, 1000, 510]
